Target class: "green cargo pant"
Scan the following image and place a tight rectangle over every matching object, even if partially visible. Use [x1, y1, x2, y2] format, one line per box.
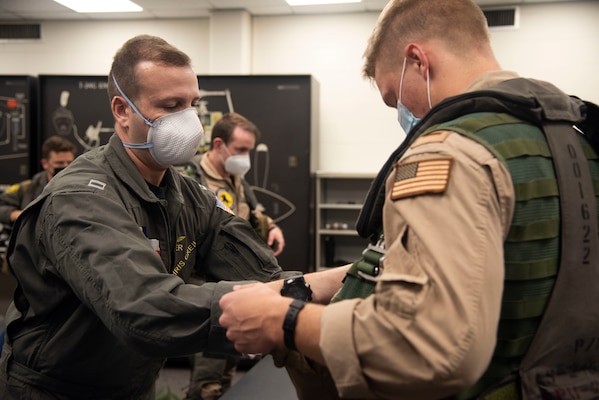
[184, 353, 238, 400]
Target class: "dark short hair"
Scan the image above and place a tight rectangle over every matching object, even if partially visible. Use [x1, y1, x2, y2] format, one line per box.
[107, 34, 192, 102]
[210, 112, 261, 146]
[41, 136, 76, 160]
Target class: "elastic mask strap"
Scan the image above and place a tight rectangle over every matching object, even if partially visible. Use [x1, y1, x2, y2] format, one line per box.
[399, 57, 407, 105]
[426, 67, 432, 109]
[111, 74, 153, 127]
[122, 142, 153, 149]
[111, 74, 154, 149]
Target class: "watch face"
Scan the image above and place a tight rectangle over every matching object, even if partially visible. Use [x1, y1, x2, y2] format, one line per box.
[287, 283, 310, 300]
[282, 277, 312, 301]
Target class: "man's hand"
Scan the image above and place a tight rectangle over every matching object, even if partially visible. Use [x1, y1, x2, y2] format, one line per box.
[9, 209, 22, 222]
[268, 225, 285, 256]
[219, 283, 292, 354]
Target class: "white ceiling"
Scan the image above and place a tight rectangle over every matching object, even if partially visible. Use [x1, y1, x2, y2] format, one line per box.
[0, 0, 582, 21]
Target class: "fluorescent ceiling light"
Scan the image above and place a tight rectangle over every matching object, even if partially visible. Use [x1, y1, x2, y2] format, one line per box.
[286, 0, 361, 5]
[53, 0, 143, 13]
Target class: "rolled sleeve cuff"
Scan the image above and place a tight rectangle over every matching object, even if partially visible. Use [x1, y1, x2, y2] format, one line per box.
[320, 298, 371, 398]
[206, 280, 258, 356]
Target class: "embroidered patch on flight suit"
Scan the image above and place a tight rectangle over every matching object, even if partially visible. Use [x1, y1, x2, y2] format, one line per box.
[391, 157, 452, 200]
[215, 188, 233, 209]
[410, 130, 451, 148]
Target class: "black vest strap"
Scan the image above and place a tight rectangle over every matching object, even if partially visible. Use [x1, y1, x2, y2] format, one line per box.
[518, 121, 599, 399]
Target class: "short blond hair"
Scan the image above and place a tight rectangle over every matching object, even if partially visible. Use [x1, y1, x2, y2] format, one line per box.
[362, 0, 491, 80]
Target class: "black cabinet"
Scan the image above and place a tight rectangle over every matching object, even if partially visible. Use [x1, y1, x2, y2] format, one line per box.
[198, 75, 318, 272]
[38, 75, 114, 159]
[0, 76, 37, 185]
[36, 74, 318, 272]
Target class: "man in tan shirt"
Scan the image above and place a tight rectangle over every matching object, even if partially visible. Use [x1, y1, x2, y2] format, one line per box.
[217, 0, 599, 399]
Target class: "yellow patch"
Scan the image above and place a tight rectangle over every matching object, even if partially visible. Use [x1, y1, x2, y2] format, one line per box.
[410, 130, 451, 148]
[391, 157, 452, 200]
[4, 183, 21, 195]
[216, 189, 233, 209]
[215, 196, 235, 215]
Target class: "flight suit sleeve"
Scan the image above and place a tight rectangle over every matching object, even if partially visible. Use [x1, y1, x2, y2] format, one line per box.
[199, 205, 286, 282]
[197, 205, 298, 352]
[320, 132, 515, 399]
[36, 188, 247, 357]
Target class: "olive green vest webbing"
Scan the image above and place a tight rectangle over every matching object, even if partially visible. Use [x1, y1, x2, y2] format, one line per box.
[429, 112, 599, 399]
[331, 234, 383, 303]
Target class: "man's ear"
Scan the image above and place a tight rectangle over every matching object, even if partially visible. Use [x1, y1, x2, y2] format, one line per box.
[111, 96, 129, 125]
[212, 137, 224, 150]
[405, 43, 429, 79]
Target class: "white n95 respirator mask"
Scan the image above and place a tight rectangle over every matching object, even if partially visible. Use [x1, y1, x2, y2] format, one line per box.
[112, 75, 203, 167]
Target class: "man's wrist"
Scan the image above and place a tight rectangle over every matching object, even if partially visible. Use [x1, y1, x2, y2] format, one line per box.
[282, 299, 306, 351]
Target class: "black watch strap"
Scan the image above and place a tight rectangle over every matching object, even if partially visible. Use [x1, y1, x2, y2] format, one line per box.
[282, 299, 306, 351]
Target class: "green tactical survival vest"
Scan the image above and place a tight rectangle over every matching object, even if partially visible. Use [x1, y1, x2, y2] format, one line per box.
[333, 78, 599, 399]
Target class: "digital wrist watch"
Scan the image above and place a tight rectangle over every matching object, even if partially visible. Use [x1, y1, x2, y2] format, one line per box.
[280, 275, 312, 301]
[280, 276, 312, 351]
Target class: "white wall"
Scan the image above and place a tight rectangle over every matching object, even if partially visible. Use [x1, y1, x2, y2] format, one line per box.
[491, 1, 599, 103]
[0, 19, 210, 75]
[252, 13, 399, 173]
[0, 1, 598, 174]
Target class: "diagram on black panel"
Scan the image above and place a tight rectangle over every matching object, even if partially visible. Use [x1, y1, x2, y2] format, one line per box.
[52, 90, 113, 151]
[0, 94, 28, 155]
[251, 142, 296, 224]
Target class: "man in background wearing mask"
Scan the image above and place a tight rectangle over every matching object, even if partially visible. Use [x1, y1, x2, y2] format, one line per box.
[0, 135, 76, 227]
[217, 0, 599, 399]
[181, 112, 286, 400]
[0, 135, 76, 275]
[0, 35, 311, 399]
[185, 112, 285, 256]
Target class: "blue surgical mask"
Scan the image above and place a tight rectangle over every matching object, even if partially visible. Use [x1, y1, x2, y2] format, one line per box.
[398, 102, 421, 134]
[397, 57, 432, 133]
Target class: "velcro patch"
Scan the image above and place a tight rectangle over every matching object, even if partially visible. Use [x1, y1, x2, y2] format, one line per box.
[88, 179, 106, 190]
[391, 157, 452, 200]
[410, 130, 451, 148]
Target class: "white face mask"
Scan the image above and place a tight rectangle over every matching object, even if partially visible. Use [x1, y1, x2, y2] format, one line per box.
[397, 57, 432, 134]
[222, 145, 251, 177]
[112, 75, 203, 167]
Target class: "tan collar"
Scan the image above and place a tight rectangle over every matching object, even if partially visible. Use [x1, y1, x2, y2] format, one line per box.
[465, 70, 520, 92]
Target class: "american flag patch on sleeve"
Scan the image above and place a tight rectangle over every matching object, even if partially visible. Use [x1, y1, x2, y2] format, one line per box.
[391, 157, 452, 200]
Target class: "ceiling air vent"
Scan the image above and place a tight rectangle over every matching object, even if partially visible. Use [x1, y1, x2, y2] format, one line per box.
[483, 7, 518, 29]
[0, 24, 41, 40]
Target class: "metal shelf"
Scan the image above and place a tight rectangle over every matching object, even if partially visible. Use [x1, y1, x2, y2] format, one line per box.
[314, 172, 374, 271]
